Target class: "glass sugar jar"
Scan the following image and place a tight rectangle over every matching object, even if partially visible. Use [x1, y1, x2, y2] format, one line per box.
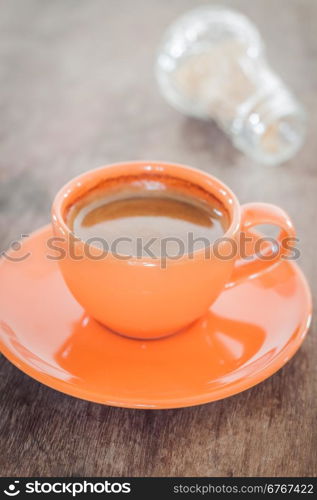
[156, 6, 306, 165]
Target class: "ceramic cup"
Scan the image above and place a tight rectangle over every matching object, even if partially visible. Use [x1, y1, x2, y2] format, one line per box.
[51, 161, 295, 339]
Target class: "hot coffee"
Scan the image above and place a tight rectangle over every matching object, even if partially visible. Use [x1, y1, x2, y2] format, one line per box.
[67, 175, 229, 257]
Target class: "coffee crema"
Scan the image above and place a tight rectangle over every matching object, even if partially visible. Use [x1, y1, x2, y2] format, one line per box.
[66, 176, 229, 257]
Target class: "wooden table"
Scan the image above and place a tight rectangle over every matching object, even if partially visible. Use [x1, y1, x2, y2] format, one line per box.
[1, 0, 316, 477]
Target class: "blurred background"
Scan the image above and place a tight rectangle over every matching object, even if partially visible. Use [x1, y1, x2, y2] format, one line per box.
[0, 0, 316, 477]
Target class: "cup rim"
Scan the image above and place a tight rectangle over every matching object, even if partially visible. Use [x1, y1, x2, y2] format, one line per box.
[51, 160, 241, 263]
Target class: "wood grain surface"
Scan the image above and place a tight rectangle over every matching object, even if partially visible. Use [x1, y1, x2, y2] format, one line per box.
[0, 0, 316, 477]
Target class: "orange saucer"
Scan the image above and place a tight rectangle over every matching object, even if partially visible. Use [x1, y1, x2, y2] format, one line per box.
[0, 225, 312, 409]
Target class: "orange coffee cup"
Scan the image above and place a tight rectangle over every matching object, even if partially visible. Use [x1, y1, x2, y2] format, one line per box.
[51, 161, 295, 339]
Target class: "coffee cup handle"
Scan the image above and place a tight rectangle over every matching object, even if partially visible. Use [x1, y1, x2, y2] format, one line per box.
[226, 202, 296, 288]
